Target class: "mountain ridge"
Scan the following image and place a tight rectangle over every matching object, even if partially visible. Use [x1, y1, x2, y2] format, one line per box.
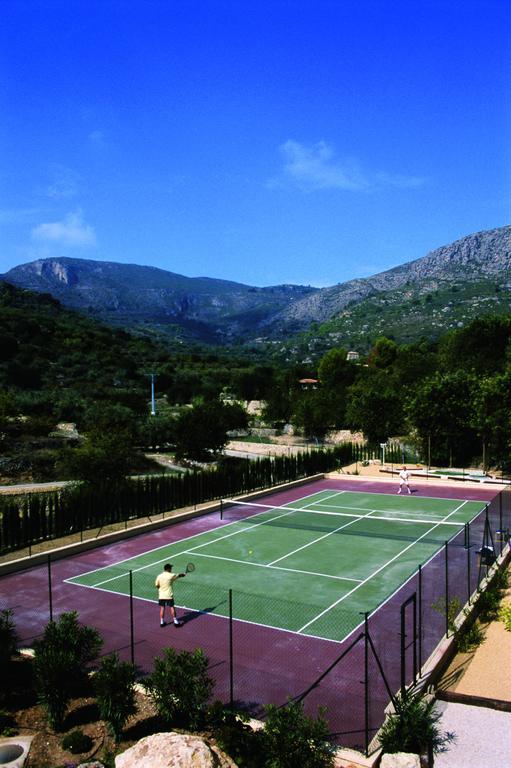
[3, 224, 511, 347]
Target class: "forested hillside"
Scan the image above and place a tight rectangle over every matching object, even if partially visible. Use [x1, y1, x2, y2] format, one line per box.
[2, 280, 511, 484]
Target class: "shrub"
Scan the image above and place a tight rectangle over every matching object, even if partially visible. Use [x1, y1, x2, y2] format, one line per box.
[94, 653, 137, 741]
[206, 702, 264, 767]
[262, 700, 335, 768]
[145, 647, 214, 730]
[456, 620, 485, 652]
[499, 601, 511, 631]
[0, 609, 18, 678]
[33, 612, 103, 730]
[477, 585, 504, 622]
[0, 708, 18, 737]
[378, 688, 455, 757]
[61, 729, 93, 754]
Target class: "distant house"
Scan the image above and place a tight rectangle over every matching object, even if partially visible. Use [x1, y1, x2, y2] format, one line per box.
[299, 378, 318, 389]
[347, 350, 360, 362]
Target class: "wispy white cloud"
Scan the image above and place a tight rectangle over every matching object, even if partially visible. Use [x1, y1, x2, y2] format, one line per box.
[275, 139, 426, 192]
[31, 209, 96, 247]
[45, 164, 81, 199]
[0, 207, 45, 225]
[89, 130, 105, 147]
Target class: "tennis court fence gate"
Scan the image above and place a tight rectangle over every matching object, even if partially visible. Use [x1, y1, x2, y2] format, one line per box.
[2, 485, 511, 757]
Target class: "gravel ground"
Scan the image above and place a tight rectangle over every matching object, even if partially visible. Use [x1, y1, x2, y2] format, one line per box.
[434, 701, 511, 767]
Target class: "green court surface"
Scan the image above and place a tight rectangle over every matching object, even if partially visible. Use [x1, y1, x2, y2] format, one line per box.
[66, 489, 485, 642]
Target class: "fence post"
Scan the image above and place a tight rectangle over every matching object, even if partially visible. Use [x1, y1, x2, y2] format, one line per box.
[499, 493, 504, 556]
[229, 589, 234, 707]
[444, 541, 449, 637]
[418, 564, 422, 674]
[364, 612, 369, 757]
[466, 523, 471, 604]
[47, 553, 53, 622]
[129, 570, 135, 667]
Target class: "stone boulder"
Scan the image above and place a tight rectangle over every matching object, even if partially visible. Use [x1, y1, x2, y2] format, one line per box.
[115, 732, 238, 768]
[380, 752, 421, 768]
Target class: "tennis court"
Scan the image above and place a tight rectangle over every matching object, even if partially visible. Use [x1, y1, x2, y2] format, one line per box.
[66, 487, 486, 643]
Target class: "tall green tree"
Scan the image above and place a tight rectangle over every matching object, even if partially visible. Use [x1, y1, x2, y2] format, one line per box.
[473, 372, 511, 470]
[345, 369, 403, 443]
[173, 399, 247, 460]
[438, 315, 511, 375]
[407, 371, 480, 466]
[316, 348, 358, 427]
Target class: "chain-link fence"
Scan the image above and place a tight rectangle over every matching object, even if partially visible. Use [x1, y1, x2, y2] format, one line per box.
[1, 485, 510, 756]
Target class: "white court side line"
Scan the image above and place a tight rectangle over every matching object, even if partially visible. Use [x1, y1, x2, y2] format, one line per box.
[65, 491, 337, 581]
[268, 506, 384, 567]
[190, 551, 362, 582]
[297, 499, 470, 633]
[86, 490, 345, 588]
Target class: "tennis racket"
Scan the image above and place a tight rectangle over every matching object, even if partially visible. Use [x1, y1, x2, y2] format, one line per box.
[185, 562, 195, 573]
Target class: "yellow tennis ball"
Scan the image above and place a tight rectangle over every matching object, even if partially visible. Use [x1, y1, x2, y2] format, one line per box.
[248, 549, 253, 555]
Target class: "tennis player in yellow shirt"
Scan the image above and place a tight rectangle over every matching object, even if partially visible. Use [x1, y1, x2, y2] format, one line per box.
[155, 563, 186, 627]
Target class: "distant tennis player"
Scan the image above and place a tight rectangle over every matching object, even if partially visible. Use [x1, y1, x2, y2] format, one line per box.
[155, 563, 185, 627]
[397, 466, 412, 494]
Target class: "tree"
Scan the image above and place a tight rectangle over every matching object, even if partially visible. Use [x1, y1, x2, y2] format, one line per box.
[407, 371, 480, 466]
[317, 348, 358, 427]
[173, 399, 248, 460]
[367, 337, 398, 370]
[438, 315, 511, 375]
[473, 372, 511, 471]
[292, 390, 333, 442]
[345, 370, 403, 443]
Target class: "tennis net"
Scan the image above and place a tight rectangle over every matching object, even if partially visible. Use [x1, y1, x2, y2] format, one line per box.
[220, 498, 472, 547]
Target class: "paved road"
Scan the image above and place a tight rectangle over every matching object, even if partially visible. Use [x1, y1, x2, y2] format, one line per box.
[0, 481, 70, 494]
[435, 701, 511, 767]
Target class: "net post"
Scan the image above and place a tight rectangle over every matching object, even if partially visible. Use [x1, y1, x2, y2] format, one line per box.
[47, 553, 53, 622]
[129, 570, 135, 667]
[229, 589, 234, 707]
[444, 541, 449, 638]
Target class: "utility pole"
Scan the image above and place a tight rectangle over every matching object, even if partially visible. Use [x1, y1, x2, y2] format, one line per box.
[148, 372, 157, 416]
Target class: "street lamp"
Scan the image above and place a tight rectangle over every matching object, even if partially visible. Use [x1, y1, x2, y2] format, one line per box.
[148, 373, 157, 416]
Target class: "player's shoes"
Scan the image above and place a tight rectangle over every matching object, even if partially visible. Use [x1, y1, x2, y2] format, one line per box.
[174, 620, 183, 627]
[160, 621, 166, 627]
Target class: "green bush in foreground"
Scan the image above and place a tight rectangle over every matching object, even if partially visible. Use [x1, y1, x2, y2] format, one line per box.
[61, 728, 93, 754]
[94, 653, 137, 742]
[145, 647, 214, 730]
[378, 688, 455, 757]
[0, 609, 18, 682]
[262, 700, 335, 768]
[206, 702, 265, 767]
[33, 612, 103, 730]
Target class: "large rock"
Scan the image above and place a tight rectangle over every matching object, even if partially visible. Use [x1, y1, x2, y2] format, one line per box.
[380, 753, 421, 768]
[115, 732, 238, 768]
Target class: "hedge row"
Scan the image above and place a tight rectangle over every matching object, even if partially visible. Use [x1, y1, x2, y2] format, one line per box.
[0, 441, 413, 555]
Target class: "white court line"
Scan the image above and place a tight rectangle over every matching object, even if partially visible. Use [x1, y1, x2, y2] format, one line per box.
[190, 551, 362, 582]
[65, 488, 343, 582]
[268, 505, 383, 567]
[297, 499, 470, 634]
[75, 490, 344, 588]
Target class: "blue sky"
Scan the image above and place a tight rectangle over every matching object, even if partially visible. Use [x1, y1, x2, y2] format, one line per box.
[1, 0, 510, 287]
